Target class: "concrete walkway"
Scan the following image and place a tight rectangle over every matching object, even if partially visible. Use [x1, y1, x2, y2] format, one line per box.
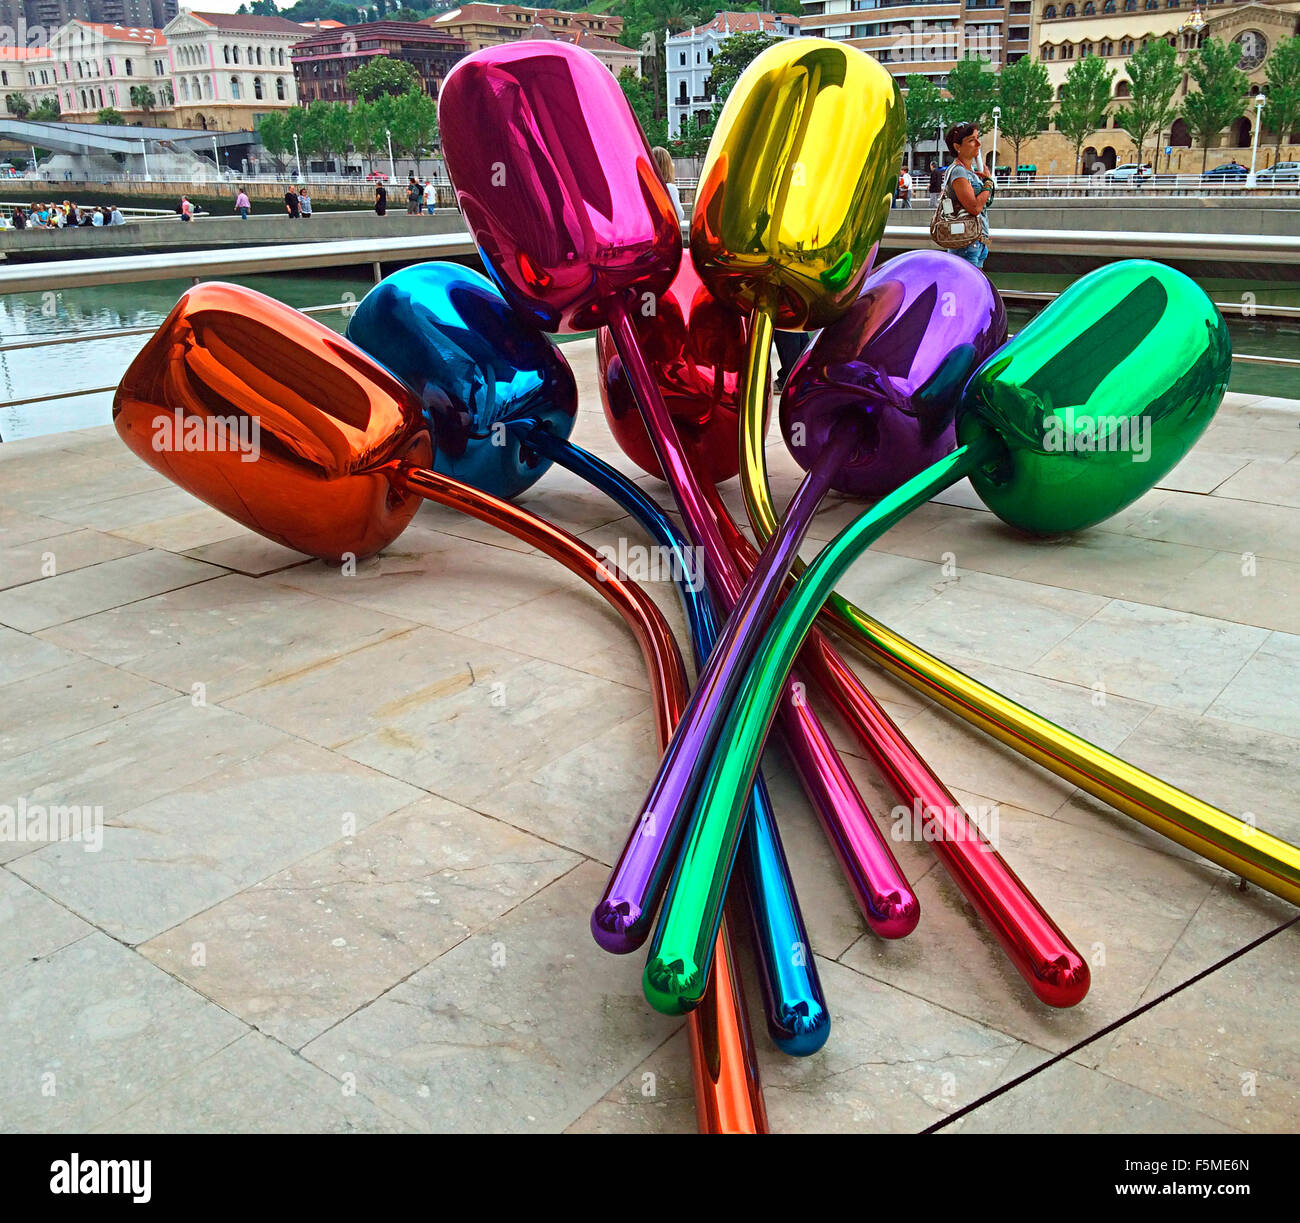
[1, 343, 1297, 1133]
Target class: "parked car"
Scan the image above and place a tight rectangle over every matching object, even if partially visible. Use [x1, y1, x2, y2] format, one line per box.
[1202, 161, 1248, 181]
[1104, 163, 1153, 182]
[366, 171, 389, 182]
[1256, 161, 1300, 185]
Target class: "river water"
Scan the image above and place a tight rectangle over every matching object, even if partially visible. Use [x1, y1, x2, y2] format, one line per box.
[2, 267, 1297, 442]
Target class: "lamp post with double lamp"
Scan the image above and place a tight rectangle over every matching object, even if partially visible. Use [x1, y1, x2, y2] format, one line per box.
[990, 104, 1001, 181]
[1246, 92, 1266, 187]
[385, 127, 396, 182]
[292, 131, 301, 179]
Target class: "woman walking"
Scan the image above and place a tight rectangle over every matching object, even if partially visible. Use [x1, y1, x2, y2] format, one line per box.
[937, 122, 994, 270]
[374, 183, 387, 217]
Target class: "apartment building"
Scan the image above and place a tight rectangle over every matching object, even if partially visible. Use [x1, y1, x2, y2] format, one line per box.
[291, 21, 466, 105]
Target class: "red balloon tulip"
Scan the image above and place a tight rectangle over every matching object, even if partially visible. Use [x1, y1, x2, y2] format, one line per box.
[596, 259, 766, 486]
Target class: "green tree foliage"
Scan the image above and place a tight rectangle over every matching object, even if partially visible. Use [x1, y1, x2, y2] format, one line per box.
[347, 55, 422, 102]
[1057, 53, 1116, 173]
[96, 106, 125, 125]
[618, 66, 667, 148]
[5, 93, 30, 118]
[257, 110, 290, 170]
[1263, 36, 1300, 161]
[708, 29, 778, 109]
[945, 55, 998, 131]
[349, 96, 389, 175]
[1181, 36, 1249, 172]
[902, 73, 944, 165]
[388, 87, 439, 172]
[996, 56, 1053, 169]
[1117, 38, 1181, 166]
[31, 98, 60, 121]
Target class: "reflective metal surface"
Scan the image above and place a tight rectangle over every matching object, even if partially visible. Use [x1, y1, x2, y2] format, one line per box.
[690, 37, 904, 330]
[960, 259, 1232, 534]
[347, 262, 577, 500]
[782, 250, 1007, 497]
[113, 281, 432, 564]
[439, 40, 681, 333]
[597, 258, 757, 485]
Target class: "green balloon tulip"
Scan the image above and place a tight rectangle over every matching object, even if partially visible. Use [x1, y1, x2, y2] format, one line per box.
[957, 259, 1231, 535]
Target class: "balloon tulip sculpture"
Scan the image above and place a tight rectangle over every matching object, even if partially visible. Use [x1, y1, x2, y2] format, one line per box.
[107, 35, 1300, 1139]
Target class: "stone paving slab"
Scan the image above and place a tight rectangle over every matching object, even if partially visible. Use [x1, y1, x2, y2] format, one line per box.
[0, 375, 1296, 1133]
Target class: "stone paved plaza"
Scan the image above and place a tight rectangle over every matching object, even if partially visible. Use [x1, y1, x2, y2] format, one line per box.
[1, 340, 1297, 1133]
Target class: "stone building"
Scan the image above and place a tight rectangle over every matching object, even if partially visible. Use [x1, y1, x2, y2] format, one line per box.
[162, 9, 303, 132]
[1025, 0, 1299, 171]
[48, 19, 170, 121]
[0, 45, 59, 116]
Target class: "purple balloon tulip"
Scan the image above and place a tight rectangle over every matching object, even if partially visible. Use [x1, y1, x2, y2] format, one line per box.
[781, 250, 1008, 499]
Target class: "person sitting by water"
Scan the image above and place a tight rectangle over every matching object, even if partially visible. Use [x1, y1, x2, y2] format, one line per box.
[110, 206, 125, 226]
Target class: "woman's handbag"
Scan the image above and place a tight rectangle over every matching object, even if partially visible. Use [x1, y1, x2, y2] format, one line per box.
[930, 165, 981, 251]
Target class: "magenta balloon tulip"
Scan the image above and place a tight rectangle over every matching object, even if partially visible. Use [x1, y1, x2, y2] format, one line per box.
[438, 40, 682, 334]
[781, 250, 1007, 498]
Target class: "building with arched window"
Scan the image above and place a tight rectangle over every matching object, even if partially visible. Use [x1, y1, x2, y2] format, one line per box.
[162, 9, 301, 131]
[1026, 0, 1299, 171]
[48, 20, 171, 123]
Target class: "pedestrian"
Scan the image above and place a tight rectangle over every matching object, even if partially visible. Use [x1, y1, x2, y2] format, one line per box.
[12, 206, 25, 229]
[298, 187, 312, 219]
[935, 122, 994, 271]
[650, 145, 683, 222]
[179, 195, 193, 222]
[406, 173, 422, 215]
[234, 186, 250, 220]
[110, 205, 125, 226]
[283, 185, 300, 219]
[899, 166, 913, 208]
[422, 176, 435, 214]
[927, 159, 943, 209]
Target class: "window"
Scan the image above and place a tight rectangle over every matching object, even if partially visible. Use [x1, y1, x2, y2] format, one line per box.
[679, 52, 685, 65]
[232, 46, 240, 64]
[1043, 43, 1055, 58]
[1082, 41, 1093, 54]
[1103, 0, 1114, 8]
[223, 45, 229, 63]
[1063, 2, 1074, 12]
[125, 59, 133, 75]
[1063, 42, 1075, 57]
[256, 47, 263, 65]
[276, 76, 285, 100]
[1144, 0, 1156, 9]
[253, 75, 263, 99]
[1083, 0, 1094, 10]
[180, 77, 189, 100]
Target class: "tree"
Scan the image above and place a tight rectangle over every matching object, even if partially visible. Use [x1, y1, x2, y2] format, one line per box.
[347, 55, 421, 102]
[1181, 36, 1249, 173]
[1057, 53, 1115, 174]
[1263, 36, 1300, 162]
[129, 84, 157, 116]
[618, 66, 667, 148]
[31, 98, 60, 121]
[1117, 38, 1181, 166]
[945, 55, 998, 131]
[995, 56, 1053, 170]
[5, 93, 30, 118]
[96, 106, 125, 125]
[709, 30, 778, 110]
[902, 74, 945, 167]
[249, 0, 280, 12]
[389, 87, 438, 173]
[258, 110, 291, 170]
[349, 97, 387, 176]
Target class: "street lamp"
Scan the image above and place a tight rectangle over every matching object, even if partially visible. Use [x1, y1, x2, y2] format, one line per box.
[1247, 92, 1266, 187]
[990, 105, 1001, 180]
[140, 139, 150, 181]
[385, 127, 395, 181]
[211, 135, 220, 178]
[292, 131, 301, 179]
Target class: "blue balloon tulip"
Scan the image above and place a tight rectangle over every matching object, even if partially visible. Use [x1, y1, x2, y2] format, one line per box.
[347, 262, 578, 500]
